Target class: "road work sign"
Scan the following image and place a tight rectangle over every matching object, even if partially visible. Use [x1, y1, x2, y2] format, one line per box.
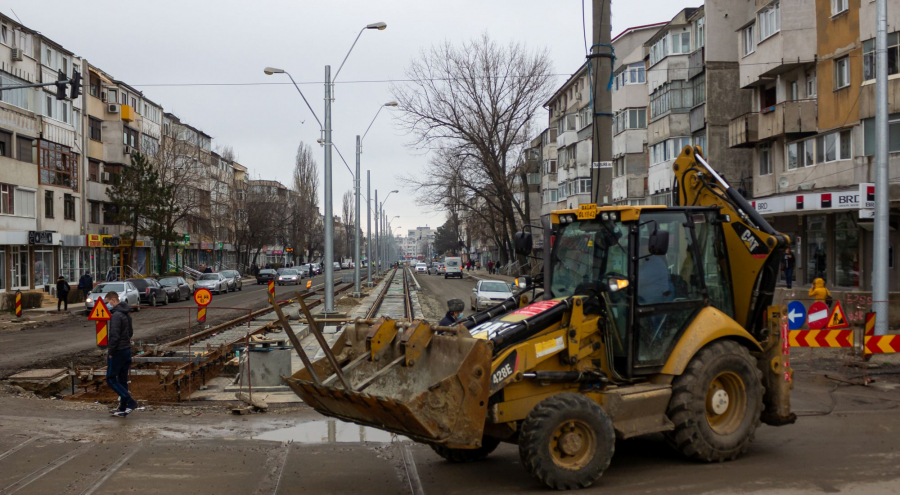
[88, 298, 112, 348]
[807, 301, 829, 330]
[865, 312, 876, 336]
[864, 335, 900, 354]
[826, 301, 850, 330]
[193, 288, 212, 307]
[268, 281, 275, 299]
[787, 301, 806, 330]
[789, 329, 853, 348]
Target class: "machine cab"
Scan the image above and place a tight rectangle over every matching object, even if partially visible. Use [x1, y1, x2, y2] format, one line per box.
[547, 206, 735, 378]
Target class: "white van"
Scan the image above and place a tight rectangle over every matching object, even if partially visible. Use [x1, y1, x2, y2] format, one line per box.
[443, 257, 463, 279]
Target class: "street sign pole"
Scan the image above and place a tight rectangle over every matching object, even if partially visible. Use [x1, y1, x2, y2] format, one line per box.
[353, 135, 362, 297]
[873, 0, 890, 336]
[323, 65, 335, 314]
[366, 171, 373, 286]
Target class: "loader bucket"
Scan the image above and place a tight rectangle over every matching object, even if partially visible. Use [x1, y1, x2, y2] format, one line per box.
[283, 319, 493, 449]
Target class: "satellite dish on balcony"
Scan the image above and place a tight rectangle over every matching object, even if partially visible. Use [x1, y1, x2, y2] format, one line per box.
[778, 177, 789, 191]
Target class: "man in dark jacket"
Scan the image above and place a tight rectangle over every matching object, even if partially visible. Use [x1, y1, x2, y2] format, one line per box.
[781, 247, 796, 289]
[56, 276, 70, 311]
[439, 299, 465, 327]
[77, 272, 94, 302]
[105, 293, 138, 416]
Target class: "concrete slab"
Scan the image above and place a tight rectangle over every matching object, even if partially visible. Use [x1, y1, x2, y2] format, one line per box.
[16, 442, 136, 495]
[94, 439, 275, 494]
[0, 438, 84, 491]
[276, 443, 408, 495]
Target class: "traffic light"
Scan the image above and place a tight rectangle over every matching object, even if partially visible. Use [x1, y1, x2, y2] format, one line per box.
[55, 70, 67, 100]
[69, 69, 82, 99]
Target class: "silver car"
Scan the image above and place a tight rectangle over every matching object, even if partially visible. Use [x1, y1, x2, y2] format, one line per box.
[220, 270, 243, 292]
[85, 282, 140, 310]
[470, 280, 513, 311]
[277, 268, 301, 286]
[195, 273, 228, 294]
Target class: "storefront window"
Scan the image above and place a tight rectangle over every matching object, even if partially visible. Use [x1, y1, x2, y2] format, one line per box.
[834, 212, 859, 287]
[79, 249, 94, 282]
[60, 248, 79, 283]
[33, 249, 54, 288]
[806, 215, 828, 285]
[0, 249, 5, 291]
[11, 247, 28, 289]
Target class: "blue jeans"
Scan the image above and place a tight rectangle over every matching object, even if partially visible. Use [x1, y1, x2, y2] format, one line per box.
[784, 268, 794, 289]
[107, 349, 137, 409]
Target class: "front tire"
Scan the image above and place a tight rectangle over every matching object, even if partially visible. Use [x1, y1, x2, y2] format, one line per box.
[519, 393, 615, 491]
[665, 340, 763, 462]
[430, 436, 500, 463]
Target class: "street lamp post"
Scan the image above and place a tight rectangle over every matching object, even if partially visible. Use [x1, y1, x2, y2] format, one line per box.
[354, 102, 397, 295]
[366, 170, 372, 286]
[377, 190, 398, 272]
[264, 21, 386, 314]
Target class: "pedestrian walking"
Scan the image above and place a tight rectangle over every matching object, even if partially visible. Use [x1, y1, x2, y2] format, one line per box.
[56, 276, 70, 312]
[203, 265, 213, 274]
[781, 247, 796, 289]
[487, 261, 494, 274]
[105, 292, 138, 417]
[77, 271, 94, 302]
[439, 299, 465, 326]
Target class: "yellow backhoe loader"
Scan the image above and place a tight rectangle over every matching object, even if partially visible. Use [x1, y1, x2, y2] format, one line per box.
[282, 146, 796, 490]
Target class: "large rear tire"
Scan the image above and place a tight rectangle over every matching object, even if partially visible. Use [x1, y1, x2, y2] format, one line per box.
[519, 393, 615, 491]
[664, 340, 763, 462]
[430, 436, 501, 463]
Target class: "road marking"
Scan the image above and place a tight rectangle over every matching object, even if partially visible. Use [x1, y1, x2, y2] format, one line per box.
[270, 443, 290, 495]
[400, 443, 426, 495]
[80, 444, 141, 495]
[0, 436, 38, 462]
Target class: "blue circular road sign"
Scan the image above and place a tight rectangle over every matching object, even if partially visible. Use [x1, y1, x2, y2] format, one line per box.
[787, 301, 807, 330]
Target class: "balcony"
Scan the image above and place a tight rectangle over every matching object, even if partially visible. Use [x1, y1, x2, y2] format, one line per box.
[758, 100, 817, 141]
[728, 112, 758, 148]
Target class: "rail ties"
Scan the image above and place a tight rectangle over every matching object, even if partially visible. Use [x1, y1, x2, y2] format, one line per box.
[365, 268, 414, 320]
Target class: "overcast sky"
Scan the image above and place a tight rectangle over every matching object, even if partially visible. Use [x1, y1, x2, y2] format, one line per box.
[13, 0, 692, 236]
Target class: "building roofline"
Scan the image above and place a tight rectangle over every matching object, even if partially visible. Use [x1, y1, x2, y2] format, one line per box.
[611, 22, 668, 43]
[645, 7, 700, 46]
[544, 61, 589, 107]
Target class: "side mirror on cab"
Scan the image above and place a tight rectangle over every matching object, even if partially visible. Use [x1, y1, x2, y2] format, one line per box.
[514, 231, 533, 256]
[648, 228, 669, 256]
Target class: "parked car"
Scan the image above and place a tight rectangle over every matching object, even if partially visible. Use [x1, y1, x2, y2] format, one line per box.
[277, 268, 301, 286]
[437, 263, 446, 275]
[128, 278, 168, 306]
[220, 270, 243, 292]
[195, 273, 229, 294]
[298, 265, 311, 277]
[333, 262, 342, 271]
[444, 257, 463, 279]
[470, 280, 514, 311]
[341, 261, 351, 269]
[256, 269, 277, 284]
[276, 267, 288, 276]
[158, 276, 191, 302]
[85, 282, 140, 310]
[415, 262, 428, 274]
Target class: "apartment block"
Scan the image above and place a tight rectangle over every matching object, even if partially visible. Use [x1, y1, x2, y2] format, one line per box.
[546, 63, 594, 210]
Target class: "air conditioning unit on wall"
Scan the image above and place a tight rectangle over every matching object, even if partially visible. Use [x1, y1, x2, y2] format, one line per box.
[11, 47, 23, 61]
[101, 172, 110, 182]
[107, 103, 119, 114]
[124, 145, 134, 155]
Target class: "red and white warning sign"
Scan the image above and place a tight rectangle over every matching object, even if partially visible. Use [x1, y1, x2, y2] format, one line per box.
[511, 300, 561, 318]
[807, 301, 829, 330]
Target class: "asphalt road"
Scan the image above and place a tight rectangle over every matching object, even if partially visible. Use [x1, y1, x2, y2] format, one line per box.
[415, 270, 478, 321]
[0, 271, 346, 377]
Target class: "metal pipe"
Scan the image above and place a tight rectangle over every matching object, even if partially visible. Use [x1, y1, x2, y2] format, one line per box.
[874, 0, 890, 336]
[353, 135, 362, 296]
[323, 65, 335, 313]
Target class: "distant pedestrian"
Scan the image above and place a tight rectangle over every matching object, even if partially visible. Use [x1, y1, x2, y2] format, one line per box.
[105, 292, 138, 417]
[56, 276, 70, 312]
[203, 265, 213, 274]
[439, 299, 465, 326]
[781, 247, 796, 289]
[808, 278, 833, 306]
[77, 271, 94, 302]
[265, 263, 272, 269]
[487, 261, 494, 274]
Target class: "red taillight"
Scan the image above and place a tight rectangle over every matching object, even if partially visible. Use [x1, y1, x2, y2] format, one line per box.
[145, 288, 151, 293]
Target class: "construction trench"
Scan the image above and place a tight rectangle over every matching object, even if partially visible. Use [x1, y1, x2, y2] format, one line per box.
[57, 267, 422, 406]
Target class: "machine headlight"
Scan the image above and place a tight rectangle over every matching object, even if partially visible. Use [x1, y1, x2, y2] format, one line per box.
[601, 212, 609, 220]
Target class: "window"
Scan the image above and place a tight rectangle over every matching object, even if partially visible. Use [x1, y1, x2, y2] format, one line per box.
[89, 201, 100, 224]
[544, 160, 557, 174]
[107, 89, 117, 103]
[834, 56, 850, 89]
[670, 31, 691, 54]
[790, 81, 798, 100]
[0, 130, 10, 157]
[759, 143, 772, 176]
[832, 0, 848, 16]
[88, 160, 100, 182]
[834, 212, 859, 287]
[130, 96, 137, 109]
[650, 80, 694, 118]
[787, 141, 801, 170]
[692, 73, 706, 106]
[44, 191, 54, 218]
[0, 70, 32, 111]
[44, 95, 53, 119]
[649, 35, 669, 66]
[863, 113, 900, 155]
[613, 108, 647, 134]
[804, 137, 816, 166]
[120, 91, 126, 105]
[840, 129, 852, 159]
[89, 117, 101, 141]
[123, 127, 139, 148]
[807, 71, 817, 97]
[694, 17, 705, 49]
[89, 73, 100, 98]
[758, 2, 781, 41]
[813, 129, 851, 164]
[651, 137, 691, 165]
[0, 25, 6, 45]
[743, 25, 756, 56]
[526, 173, 540, 185]
[863, 33, 900, 81]
[578, 179, 592, 194]
[614, 157, 626, 177]
[103, 203, 118, 225]
[806, 215, 827, 284]
[693, 133, 707, 154]
[0, 183, 13, 214]
[38, 139, 78, 191]
[64, 194, 75, 220]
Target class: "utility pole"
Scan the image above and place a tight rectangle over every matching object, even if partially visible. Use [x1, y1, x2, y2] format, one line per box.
[374, 190, 380, 277]
[352, 135, 362, 297]
[366, 171, 372, 286]
[590, 0, 613, 204]
[323, 65, 335, 313]
[873, 0, 890, 336]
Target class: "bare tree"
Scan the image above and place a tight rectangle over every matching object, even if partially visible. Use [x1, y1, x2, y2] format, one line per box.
[341, 190, 354, 261]
[392, 34, 554, 264]
[290, 142, 321, 263]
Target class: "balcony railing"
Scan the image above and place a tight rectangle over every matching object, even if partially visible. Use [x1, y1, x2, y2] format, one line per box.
[728, 112, 758, 148]
[758, 99, 817, 141]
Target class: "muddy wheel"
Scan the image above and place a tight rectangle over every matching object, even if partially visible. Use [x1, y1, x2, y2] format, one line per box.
[518, 393, 614, 490]
[430, 436, 501, 463]
[665, 340, 763, 462]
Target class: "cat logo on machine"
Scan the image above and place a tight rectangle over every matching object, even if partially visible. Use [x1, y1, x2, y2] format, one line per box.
[489, 350, 520, 393]
[731, 223, 769, 258]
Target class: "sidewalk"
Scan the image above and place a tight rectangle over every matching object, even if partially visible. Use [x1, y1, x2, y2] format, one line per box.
[467, 269, 516, 284]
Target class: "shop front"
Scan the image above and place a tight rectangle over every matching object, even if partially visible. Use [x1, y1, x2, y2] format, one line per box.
[753, 183, 890, 290]
[0, 231, 34, 292]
